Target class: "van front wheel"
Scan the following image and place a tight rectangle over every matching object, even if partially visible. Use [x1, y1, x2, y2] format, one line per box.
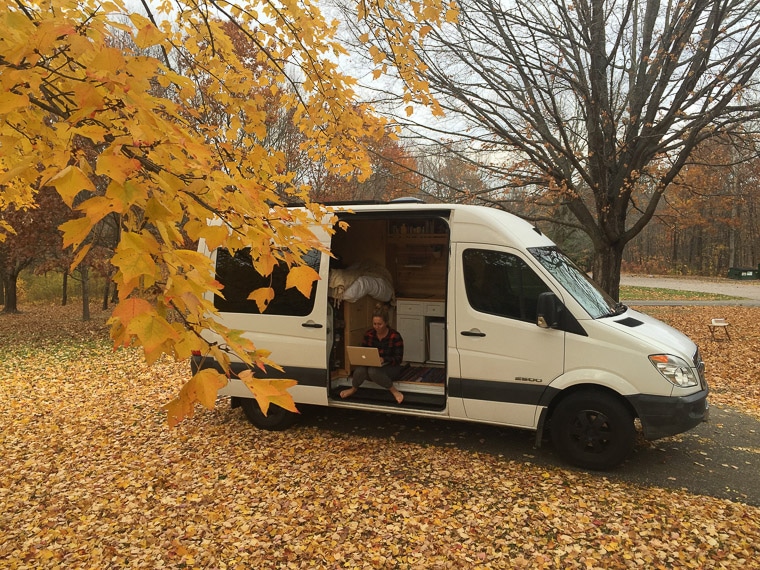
[550, 391, 635, 470]
[240, 398, 297, 431]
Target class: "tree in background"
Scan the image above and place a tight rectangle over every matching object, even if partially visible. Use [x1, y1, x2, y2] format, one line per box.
[354, 0, 760, 298]
[308, 131, 421, 202]
[624, 135, 760, 275]
[0, 0, 453, 424]
[414, 144, 491, 203]
[0, 188, 69, 313]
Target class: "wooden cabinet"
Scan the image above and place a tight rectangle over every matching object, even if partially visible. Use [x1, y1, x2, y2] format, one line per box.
[387, 220, 447, 300]
[396, 299, 445, 364]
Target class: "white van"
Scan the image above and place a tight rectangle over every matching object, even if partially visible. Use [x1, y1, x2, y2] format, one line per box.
[193, 202, 708, 469]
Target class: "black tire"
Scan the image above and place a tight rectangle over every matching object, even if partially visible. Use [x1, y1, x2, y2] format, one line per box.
[240, 398, 298, 431]
[550, 390, 635, 470]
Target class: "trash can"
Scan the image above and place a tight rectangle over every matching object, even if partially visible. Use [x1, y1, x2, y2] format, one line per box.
[727, 267, 758, 280]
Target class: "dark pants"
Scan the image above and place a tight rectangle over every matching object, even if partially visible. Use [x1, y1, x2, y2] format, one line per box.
[351, 365, 402, 390]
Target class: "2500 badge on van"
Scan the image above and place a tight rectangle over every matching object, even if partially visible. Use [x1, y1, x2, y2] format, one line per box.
[192, 202, 708, 470]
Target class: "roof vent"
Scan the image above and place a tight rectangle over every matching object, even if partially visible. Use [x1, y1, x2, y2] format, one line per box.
[389, 197, 425, 204]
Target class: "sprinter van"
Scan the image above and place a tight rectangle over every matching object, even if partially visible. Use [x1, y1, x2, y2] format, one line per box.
[192, 202, 708, 470]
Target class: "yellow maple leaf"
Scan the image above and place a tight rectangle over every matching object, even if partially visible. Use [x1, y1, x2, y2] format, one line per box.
[106, 179, 149, 208]
[253, 253, 277, 278]
[130, 14, 164, 49]
[46, 165, 96, 208]
[60, 217, 93, 250]
[239, 370, 298, 416]
[128, 312, 179, 354]
[69, 243, 92, 273]
[286, 265, 320, 298]
[112, 246, 156, 286]
[79, 195, 119, 221]
[32, 21, 77, 55]
[163, 369, 227, 427]
[96, 153, 141, 185]
[192, 369, 228, 409]
[247, 287, 275, 313]
[0, 92, 28, 114]
[199, 225, 229, 252]
[111, 297, 152, 329]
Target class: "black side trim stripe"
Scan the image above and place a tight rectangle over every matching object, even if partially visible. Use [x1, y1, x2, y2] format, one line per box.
[449, 377, 554, 406]
[191, 356, 327, 388]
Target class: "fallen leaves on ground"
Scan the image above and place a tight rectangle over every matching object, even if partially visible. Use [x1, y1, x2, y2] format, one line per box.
[1, 304, 759, 569]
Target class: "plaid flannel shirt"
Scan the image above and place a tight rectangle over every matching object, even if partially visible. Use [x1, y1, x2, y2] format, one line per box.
[362, 328, 404, 366]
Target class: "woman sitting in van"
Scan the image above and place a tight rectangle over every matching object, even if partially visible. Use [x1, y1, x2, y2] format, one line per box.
[340, 303, 405, 404]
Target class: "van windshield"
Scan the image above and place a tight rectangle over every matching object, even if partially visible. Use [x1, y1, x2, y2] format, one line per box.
[528, 247, 620, 319]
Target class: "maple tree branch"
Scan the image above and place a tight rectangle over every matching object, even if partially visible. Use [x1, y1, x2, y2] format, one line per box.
[138, 0, 175, 71]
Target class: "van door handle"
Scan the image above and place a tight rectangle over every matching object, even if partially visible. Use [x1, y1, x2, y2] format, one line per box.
[460, 329, 486, 337]
[302, 321, 324, 328]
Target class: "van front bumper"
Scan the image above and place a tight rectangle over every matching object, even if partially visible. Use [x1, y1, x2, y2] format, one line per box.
[628, 389, 709, 440]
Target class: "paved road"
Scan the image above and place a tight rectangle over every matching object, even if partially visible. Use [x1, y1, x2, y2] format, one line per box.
[621, 273, 760, 305]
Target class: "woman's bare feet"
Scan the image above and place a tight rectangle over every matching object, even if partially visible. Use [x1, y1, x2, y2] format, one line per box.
[390, 387, 404, 404]
[340, 387, 358, 399]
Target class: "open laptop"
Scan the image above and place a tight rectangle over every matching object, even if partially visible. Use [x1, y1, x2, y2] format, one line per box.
[346, 346, 384, 367]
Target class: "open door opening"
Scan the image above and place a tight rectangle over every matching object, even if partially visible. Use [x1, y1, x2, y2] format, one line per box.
[326, 212, 450, 411]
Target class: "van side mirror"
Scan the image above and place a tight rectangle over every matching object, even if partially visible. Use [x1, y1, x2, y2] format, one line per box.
[537, 292, 561, 329]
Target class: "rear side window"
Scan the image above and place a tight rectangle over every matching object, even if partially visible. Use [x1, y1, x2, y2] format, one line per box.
[214, 248, 320, 316]
[462, 248, 550, 322]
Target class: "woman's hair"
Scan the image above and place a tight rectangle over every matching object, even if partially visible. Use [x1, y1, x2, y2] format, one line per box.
[372, 303, 390, 324]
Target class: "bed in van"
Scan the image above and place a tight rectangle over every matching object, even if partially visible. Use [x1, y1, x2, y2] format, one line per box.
[192, 202, 709, 470]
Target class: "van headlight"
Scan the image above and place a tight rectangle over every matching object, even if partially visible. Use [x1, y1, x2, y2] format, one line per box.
[649, 354, 699, 388]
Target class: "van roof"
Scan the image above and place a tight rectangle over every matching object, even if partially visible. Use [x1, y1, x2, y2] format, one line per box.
[329, 202, 556, 249]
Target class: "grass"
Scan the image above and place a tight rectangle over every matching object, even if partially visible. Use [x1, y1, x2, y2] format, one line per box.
[18, 270, 109, 304]
[619, 285, 741, 301]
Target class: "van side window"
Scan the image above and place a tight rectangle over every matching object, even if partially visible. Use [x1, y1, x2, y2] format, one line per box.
[462, 248, 550, 322]
[214, 248, 320, 316]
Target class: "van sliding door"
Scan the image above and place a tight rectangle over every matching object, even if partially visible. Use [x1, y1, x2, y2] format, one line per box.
[210, 245, 331, 406]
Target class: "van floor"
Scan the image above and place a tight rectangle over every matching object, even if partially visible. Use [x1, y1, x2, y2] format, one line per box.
[395, 365, 446, 384]
[329, 385, 445, 411]
[329, 364, 446, 411]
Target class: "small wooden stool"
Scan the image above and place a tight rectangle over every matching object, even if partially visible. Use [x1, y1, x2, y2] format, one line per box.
[708, 318, 731, 340]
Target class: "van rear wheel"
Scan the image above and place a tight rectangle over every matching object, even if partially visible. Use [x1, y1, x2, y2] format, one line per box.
[240, 398, 297, 431]
[550, 391, 635, 470]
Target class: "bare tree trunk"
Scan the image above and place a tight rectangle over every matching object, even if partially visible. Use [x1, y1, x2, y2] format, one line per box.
[62, 270, 68, 306]
[102, 276, 110, 310]
[81, 266, 90, 321]
[672, 227, 679, 265]
[1, 271, 20, 314]
[729, 201, 738, 269]
[592, 244, 624, 301]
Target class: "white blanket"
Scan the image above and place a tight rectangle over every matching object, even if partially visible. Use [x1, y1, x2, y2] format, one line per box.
[329, 261, 394, 305]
